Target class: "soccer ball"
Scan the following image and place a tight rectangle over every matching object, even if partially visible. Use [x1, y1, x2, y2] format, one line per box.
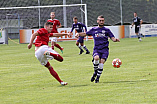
[112, 58, 122, 68]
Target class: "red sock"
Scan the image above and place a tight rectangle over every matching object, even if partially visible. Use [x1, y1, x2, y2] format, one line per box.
[55, 44, 62, 50]
[51, 46, 54, 50]
[49, 67, 62, 83]
[45, 62, 62, 83]
[49, 52, 63, 62]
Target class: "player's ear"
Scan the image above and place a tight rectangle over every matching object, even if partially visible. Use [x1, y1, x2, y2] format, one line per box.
[97, 19, 99, 23]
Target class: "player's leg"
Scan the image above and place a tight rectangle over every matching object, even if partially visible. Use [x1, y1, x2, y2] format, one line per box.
[95, 58, 105, 83]
[76, 38, 84, 55]
[44, 51, 63, 62]
[81, 42, 90, 54]
[35, 46, 67, 85]
[54, 42, 64, 53]
[139, 27, 145, 38]
[44, 47, 63, 62]
[51, 39, 55, 50]
[95, 51, 108, 83]
[52, 37, 63, 53]
[91, 52, 100, 82]
[45, 61, 68, 85]
[135, 26, 141, 41]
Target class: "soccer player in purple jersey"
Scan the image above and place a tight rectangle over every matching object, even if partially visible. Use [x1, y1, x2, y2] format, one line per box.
[75, 15, 120, 83]
[70, 16, 90, 55]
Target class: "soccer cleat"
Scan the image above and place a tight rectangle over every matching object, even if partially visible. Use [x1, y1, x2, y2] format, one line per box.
[44, 51, 50, 56]
[91, 77, 95, 82]
[95, 76, 100, 83]
[61, 82, 68, 86]
[91, 73, 97, 82]
[139, 38, 142, 42]
[44, 51, 54, 60]
[95, 79, 99, 83]
[86, 51, 90, 54]
[141, 34, 145, 38]
[61, 47, 64, 54]
[79, 49, 84, 55]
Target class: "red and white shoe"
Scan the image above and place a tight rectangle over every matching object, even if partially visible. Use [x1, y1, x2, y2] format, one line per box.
[61, 82, 68, 86]
[44, 51, 54, 60]
[61, 47, 64, 54]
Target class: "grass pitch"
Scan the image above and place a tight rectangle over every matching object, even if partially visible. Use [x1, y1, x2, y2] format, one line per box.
[0, 37, 157, 104]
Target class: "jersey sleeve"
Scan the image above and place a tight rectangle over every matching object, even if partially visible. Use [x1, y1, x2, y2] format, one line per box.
[86, 28, 93, 36]
[107, 29, 115, 38]
[57, 20, 61, 26]
[47, 19, 52, 22]
[37, 29, 44, 36]
[70, 24, 74, 32]
[138, 17, 142, 21]
[82, 23, 87, 32]
[49, 33, 53, 37]
[37, 28, 47, 36]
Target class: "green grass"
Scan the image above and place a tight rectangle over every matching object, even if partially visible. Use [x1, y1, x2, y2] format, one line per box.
[0, 37, 157, 104]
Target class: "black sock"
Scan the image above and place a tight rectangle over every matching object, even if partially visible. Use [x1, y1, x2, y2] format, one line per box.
[83, 45, 89, 52]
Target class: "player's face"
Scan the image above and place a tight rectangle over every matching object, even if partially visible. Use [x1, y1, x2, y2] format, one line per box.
[73, 18, 78, 23]
[134, 13, 137, 17]
[46, 25, 53, 33]
[97, 18, 105, 27]
[50, 13, 55, 19]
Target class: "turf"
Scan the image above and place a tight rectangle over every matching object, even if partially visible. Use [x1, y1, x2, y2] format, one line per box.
[0, 37, 157, 104]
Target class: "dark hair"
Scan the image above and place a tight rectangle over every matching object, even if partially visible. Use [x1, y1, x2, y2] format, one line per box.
[73, 16, 78, 20]
[44, 22, 53, 26]
[97, 15, 104, 18]
[134, 12, 137, 14]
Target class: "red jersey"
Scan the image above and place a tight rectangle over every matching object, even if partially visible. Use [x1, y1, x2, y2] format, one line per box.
[34, 28, 53, 47]
[47, 19, 61, 33]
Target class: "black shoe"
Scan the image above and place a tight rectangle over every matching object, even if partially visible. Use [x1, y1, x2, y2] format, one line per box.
[86, 51, 90, 54]
[95, 76, 100, 83]
[79, 50, 84, 55]
[91, 73, 97, 82]
[91, 77, 95, 82]
[92, 58, 94, 62]
[95, 79, 99, 83]
[141, 34, 145, 37]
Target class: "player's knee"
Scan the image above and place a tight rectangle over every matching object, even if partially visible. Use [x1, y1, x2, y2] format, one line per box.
[45, 62, 51, 68]
[76, 43, 79, 46]
[94, 55, 99, 60]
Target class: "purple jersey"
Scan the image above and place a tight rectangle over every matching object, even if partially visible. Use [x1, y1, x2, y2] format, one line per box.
[86, 26, 114, 52]
[71, 22, 87, 33]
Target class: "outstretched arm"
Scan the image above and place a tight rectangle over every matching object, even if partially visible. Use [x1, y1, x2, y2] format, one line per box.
[131, 22, 134, 28]
[140, 19, 143, 26]
[111, 37, 120, 42]
[28, 32, 39, 49]
[51, 33, 70, 37]
[75, 32, 86, 38]
[57, 24, 62, 29]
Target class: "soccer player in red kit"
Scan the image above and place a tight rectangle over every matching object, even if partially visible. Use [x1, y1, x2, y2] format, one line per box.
[47, 12, 63, 53]
[28, 22, 69, 85]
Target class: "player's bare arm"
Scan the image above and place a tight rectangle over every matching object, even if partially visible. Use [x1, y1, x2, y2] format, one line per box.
[140, 20, 143, 25]
[51, 33, 70, 37]
[131, 22, 134, 28]
[28, 32, 39, 49]
[75, 32, 86, 38]
[111, 37, 120, 42]
[57, 24, 62, 29]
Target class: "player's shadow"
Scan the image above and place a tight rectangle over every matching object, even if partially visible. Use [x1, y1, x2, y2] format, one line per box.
[60, 84, 89, 88]
[101, 79, 151, 84]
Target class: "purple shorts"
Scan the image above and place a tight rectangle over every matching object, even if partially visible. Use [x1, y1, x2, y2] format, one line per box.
[93, 49, 109, 61]
[77, 36, 84, 43]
